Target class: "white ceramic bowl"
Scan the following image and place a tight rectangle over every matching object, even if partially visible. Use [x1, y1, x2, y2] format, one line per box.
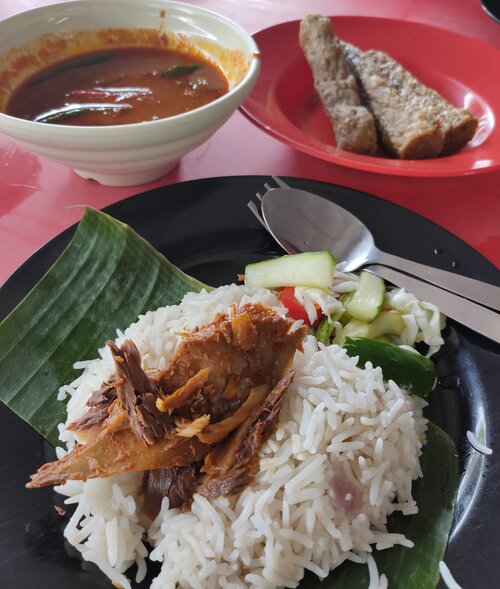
[0, 0, 260, 186]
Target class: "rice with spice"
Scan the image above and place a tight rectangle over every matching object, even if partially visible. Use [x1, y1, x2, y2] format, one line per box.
[55, 284, 428, 589]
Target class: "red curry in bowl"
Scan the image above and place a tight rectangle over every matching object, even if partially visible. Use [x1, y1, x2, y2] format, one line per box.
[6, 45, 229, 126]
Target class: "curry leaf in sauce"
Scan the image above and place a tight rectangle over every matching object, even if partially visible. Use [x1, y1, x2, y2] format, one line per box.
[160, 64, 201, 78]
[27, 52, 113, 87]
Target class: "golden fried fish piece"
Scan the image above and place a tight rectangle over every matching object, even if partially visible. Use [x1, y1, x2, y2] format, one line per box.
[27, 303, 305, 492]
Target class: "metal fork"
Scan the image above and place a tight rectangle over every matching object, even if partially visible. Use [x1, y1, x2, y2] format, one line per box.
[247, 176, 286, 231]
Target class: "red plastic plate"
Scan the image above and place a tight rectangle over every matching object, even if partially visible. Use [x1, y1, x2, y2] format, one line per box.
[241, 17, 500, 177]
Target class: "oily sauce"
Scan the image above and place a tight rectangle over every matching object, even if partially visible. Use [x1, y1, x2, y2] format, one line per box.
[6, 47, 229, 125]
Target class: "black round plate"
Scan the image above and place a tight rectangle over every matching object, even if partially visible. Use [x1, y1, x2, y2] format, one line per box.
[482, 0, 500, 24]
[0, 176, 498, 589]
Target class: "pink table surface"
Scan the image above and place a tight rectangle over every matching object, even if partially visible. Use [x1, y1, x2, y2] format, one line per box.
[0, 0, 499, 286]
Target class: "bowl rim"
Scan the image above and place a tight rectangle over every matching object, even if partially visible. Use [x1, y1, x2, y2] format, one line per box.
[0, 0, 261, 134]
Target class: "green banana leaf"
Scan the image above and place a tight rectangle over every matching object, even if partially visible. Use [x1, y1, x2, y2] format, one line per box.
[0, 207, 206, 446]
[0, 208, 458, 588]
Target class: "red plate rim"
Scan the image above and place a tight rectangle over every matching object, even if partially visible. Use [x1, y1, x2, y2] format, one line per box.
[241, 16, 500, 177]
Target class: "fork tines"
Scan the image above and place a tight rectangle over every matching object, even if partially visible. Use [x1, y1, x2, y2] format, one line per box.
[247, 176, 291, 231]
[247, 199, 266, 228]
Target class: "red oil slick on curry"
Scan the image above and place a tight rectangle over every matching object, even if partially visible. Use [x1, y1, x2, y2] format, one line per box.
[6, 46, 229, 125]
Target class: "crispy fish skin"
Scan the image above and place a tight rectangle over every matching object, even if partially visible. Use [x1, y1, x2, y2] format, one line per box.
[299, 14, 377, 155]
[341, 43, 478, 158]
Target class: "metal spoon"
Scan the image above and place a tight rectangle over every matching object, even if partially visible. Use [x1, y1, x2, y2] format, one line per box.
[260, 181, 500, 311]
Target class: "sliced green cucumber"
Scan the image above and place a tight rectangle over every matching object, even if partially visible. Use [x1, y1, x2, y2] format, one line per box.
[334, 310, 405, 346]
[244, 251, 336, 289]
[370, 309, 405, 337]
[343, 336, 437, 398]
[338, 293, 353, 325]
[343, 271, 385, 322]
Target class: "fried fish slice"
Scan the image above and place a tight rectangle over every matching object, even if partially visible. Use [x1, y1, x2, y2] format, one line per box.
[156, 368, 210, 414]
[143, 465, 200, 518]
[196, 384, 269, 444]
[157, 303, 306, 422]
[108, 339, 173, 444]
[67, 377, 117, 432]
[341, 42, 477, 158]
[27, 303, 305, 490]
[67, 339, 173, 444]
[26, 417, 210, 488]
[299, 14, 377, 154]
[198, 370, 295, 498]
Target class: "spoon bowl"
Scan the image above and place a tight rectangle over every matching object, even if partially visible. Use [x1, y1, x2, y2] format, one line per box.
[261, 186, 376, 272]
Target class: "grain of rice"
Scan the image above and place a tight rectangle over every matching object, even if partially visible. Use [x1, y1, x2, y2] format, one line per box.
[285, 455, 328, 493]
[439, 561, 463, 589]
[316, 505, 342, 540]
[366, 553, 382, 589]
[466, 430, 492, 455]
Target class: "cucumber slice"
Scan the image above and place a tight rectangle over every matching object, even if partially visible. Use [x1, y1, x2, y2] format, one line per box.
[343, 271, 385, 322]
[244, 251, 336, 289]
[370, 309, 405, 337]
[338, 293, 353, 325]
[334, 310, 405, 346]
[343, 336, 437, 398]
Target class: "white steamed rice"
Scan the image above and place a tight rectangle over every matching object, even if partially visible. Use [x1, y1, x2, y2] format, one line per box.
[55, 284, 429, 589]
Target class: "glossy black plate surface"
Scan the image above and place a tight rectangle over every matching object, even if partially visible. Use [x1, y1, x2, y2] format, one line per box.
[0, 176, 498, 588]
[482, 0, 500, 24]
